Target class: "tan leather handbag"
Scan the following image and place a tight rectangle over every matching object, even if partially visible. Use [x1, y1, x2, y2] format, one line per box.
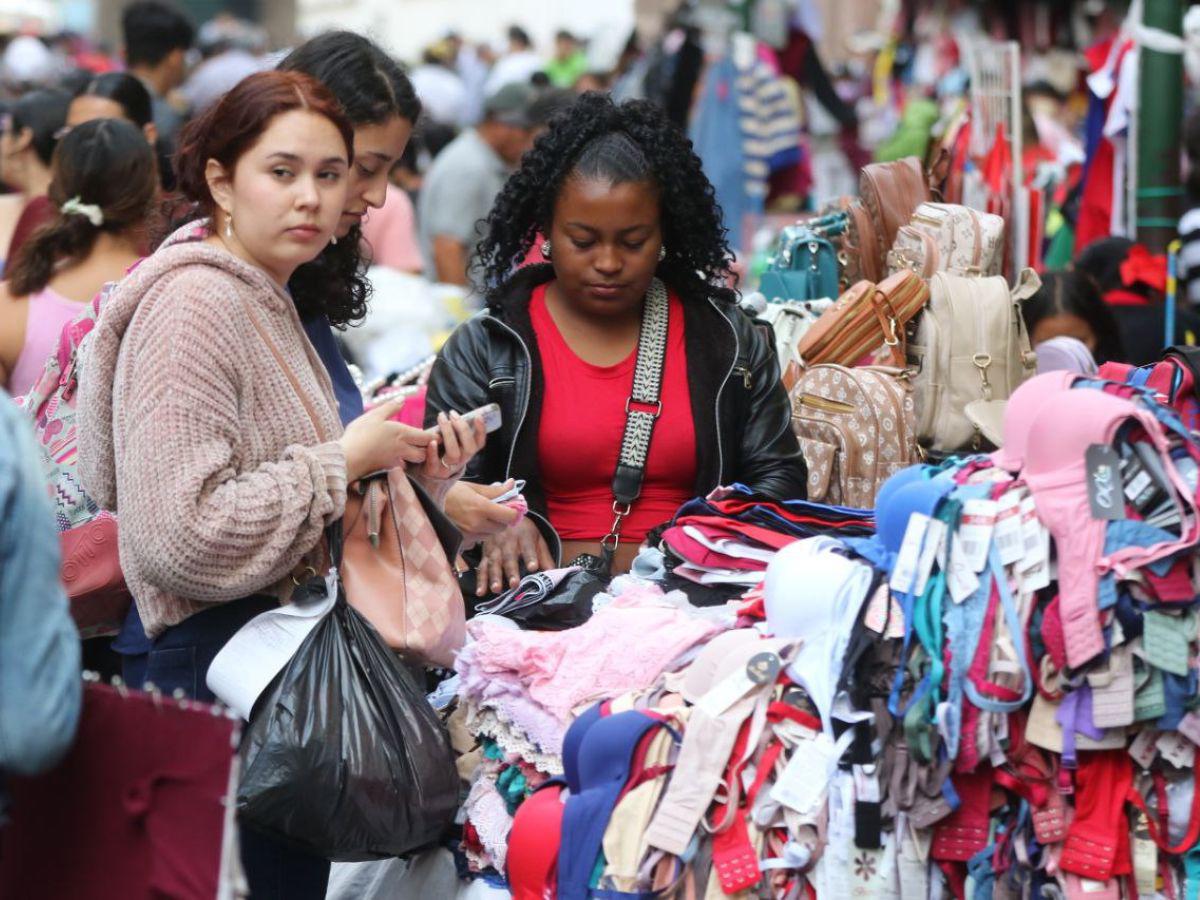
[340, 469, 465, 668]
[796, 271, 930, 369]
[860, 157, 930, 275]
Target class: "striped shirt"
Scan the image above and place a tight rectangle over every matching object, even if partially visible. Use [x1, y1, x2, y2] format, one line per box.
[1178, 206, 1200, 306]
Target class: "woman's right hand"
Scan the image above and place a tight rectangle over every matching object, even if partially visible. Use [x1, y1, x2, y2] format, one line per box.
[339, 396, 435, 482]
[476, 517, 555, 597]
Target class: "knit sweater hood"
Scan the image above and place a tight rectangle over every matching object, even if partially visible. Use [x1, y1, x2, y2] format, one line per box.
[81, 221, 321, 511]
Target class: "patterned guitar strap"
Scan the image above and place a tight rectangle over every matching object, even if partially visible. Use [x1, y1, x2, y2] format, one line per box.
[596, 277, 670, 573]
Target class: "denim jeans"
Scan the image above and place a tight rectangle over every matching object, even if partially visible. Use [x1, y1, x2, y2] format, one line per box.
[123, 596, 330, 900]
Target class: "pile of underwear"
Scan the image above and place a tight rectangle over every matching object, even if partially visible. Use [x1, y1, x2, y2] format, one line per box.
[452, 369, 1200, 898]
[652, 485, 875, 590]
[452, 585, 730, 876]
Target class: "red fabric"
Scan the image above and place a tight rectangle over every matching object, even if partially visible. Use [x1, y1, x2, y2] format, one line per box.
[674, 515, 800, 552]
[1103, 289, 1151, 308]
[932, 767, 994, 862]
[1120, 245, 1168, 293]
[1076, 39, 1133, 253]
[507, 785, 565, 899]
[531, 282, 696, 543]
[0, 683, 235, 899]
[1061, 750, 1133, 881]
[6, 194, 55, 263]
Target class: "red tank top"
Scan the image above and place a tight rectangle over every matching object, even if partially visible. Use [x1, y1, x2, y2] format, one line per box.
[530, 282, 696, 543]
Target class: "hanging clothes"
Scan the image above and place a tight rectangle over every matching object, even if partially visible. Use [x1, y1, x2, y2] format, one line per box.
[1076, 36, 1135, 253]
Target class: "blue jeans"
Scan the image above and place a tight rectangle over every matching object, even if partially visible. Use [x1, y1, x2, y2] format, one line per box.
[122, 597, 330, 900]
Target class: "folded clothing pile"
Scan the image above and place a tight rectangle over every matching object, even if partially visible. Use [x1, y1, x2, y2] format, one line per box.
[453, 587, 726, 877]
[657, 483, 875, 589]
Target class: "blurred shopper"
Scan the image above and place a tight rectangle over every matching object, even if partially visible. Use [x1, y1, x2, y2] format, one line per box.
[0, 390, 82, 779]
[1021, 271, 1124, 365]
[546, 30, 589, 88]
[418, 82, 540, 286]
[182, 14, 268, 114]
[411, 40, 468, 127]
[0, 119, 155, 397]
[1, 88, 71, 266]
[485, 25, 542, 95]
[66, 72, 157, 145]
[121, 0, 195, 146]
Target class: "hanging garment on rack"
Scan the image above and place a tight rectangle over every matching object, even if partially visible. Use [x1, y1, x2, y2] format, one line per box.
[1076, 36, 1134, 253]
[0, 682, 241, 900]
[735, 53, 804, 205]
[691, 56, 755, 249]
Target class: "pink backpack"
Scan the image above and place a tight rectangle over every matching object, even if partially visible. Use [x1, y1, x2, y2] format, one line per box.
[22, 280, 116, 532]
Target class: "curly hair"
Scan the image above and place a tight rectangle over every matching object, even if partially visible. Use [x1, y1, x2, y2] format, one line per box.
[474, 91, 736, 303]
[276, 32, 422, 327]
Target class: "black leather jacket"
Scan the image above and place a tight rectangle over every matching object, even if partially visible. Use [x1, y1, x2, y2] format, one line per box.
[424, 265, 807, 561]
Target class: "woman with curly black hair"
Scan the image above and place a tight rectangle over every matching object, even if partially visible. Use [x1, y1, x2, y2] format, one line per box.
[426, 92, 807, 596]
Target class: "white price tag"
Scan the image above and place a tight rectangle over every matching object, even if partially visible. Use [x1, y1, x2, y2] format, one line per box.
[958, 499, 998, 572]
[696, 665, 757, 718]
[994, 490, 1025, 566]
[947, 539, 981, 603]
[890, 513, 931, 594]
[1129, 728, 1160, 769]
[914, 518, 947, 596]
[772, 735, 839, 815]
[1156, 731, 1196, 768]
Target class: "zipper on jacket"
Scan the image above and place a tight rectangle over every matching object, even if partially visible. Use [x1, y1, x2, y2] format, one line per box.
[711, 297, 738, 481]
[735, 365, 752, 389]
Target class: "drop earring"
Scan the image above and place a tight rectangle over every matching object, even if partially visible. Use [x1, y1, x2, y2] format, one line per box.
[541, 239, 552, 260]
[224, 214, 233, 239]
[331, 235, 338, 246]
[658, 245, 667, 261]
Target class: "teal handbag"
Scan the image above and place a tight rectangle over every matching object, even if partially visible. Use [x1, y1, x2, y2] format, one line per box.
[758, 213, 847, 303]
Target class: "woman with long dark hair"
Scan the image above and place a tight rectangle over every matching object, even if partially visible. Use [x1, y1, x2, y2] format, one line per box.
[0, 118, 155, 396]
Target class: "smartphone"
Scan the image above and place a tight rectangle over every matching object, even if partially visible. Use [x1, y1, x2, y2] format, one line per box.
[426, 403, 503, 436]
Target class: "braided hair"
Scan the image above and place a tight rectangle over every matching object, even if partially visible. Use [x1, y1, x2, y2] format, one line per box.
[474, 91, 735, 303]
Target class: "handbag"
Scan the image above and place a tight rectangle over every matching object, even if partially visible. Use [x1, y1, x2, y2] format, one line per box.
[340, 469, 465, 667]
[759, 223, 842, 304]
[796, 270, 929, 370]
[240, 297, 465, 666]
[58, 511, 131, 638]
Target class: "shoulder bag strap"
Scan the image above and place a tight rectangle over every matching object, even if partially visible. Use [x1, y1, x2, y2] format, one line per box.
[241, 301, 330, 444]
[602, 278, 670, 556]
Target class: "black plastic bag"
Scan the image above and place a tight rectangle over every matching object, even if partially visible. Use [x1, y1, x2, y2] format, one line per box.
[236, 576, 459, 861]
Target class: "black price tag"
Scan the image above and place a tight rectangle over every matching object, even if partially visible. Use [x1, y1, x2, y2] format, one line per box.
[1086, 444, 1126, 520]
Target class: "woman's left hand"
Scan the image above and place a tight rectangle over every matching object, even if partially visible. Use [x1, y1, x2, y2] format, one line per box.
[417, 411, 487, 480]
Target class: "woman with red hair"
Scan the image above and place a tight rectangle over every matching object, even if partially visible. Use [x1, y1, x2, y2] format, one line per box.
[76, 70, 483, 897]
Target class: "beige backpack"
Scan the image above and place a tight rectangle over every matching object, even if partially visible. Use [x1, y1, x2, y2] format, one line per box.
[908, 270, 1041, 453]
[887, 202, 1006, 279]
[790, 364, 919, 509]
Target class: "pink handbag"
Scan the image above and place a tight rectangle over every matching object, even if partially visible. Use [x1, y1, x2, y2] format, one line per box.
[339, 468, 466, 668]
[58, 511, 132, 638]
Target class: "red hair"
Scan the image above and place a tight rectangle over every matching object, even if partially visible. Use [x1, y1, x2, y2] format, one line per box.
[174, 69, 354, 216]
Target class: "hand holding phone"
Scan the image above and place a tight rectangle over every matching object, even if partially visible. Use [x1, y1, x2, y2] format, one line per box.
[426, 403, 502, 436]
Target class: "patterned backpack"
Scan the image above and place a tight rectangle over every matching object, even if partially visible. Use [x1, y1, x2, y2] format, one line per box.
[789, 364, 920, 509]
[21, 280, 115, 531]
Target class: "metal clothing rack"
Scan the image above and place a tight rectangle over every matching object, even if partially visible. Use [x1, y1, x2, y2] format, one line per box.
[964, 38, 1028, 279]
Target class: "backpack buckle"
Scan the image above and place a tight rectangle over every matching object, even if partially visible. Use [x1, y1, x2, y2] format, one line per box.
[973, 353, 993, 401]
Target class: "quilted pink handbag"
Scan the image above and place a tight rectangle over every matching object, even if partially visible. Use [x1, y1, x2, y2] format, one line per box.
[340, 468, 465, 668]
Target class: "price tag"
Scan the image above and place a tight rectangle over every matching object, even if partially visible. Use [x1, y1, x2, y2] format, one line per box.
[914, 518, 946, 596]
[1085, 444, 1126, 520]
[1129, 728, 1160, 769]
[947, 541, 981, 604]
[1177, 711, 1200, 746]
[993, 489, 1025, 566]
[852, 765, 881, 803]
[696, 658, 766, 718]
[1157, 731, 1196, 769]
[957, 499, 998, 573]
[890, 513, 931, 594]
[772, 735, 840, 815]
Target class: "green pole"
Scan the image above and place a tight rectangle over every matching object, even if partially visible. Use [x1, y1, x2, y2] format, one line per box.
[1136, 0, 1185, 252]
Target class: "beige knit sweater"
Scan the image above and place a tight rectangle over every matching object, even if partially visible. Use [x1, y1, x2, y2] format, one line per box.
[78, 224, 348, 637]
